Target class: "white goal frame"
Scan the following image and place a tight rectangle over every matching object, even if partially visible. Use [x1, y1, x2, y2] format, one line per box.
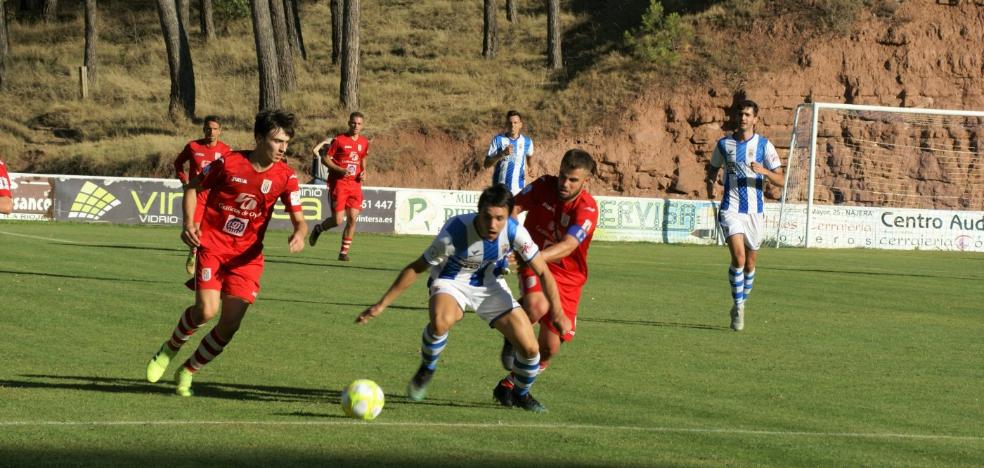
[776, 102, 984, 248]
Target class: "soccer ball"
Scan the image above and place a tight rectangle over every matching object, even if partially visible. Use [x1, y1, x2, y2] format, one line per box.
[341, 379, 385, 421]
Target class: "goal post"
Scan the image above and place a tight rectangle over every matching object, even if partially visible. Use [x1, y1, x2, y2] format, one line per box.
[774, 102, 984, 251]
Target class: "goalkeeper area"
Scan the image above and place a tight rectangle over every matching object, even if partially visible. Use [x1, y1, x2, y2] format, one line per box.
[1, 222, 982, 467]
[775, 102, 984, 250]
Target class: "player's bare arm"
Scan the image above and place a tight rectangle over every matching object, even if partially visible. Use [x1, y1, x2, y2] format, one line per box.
[180, 177, 203, 247]
[312, 139, 332, 158]
[525, 254, 572, 338]
[750, 162, 785, 187]
[287, 210, 308, 253]
[356, 256, 430, 324]
[539, 234, 580, 264]
[705, 165, 721, 199]
[323, 157, 348, 176]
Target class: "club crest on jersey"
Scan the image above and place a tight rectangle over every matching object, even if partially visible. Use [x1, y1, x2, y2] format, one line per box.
[261, 179, 272, 194]
[357, 144, 363, 151]
[200, 268, 212, 281]
[560, 213, 570, 227]
[223, 215, 249, 237]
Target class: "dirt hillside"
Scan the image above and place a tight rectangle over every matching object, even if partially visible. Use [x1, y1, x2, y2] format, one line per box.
[366, 1, 984, 208]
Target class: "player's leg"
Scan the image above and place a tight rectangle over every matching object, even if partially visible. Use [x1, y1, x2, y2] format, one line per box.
[741, 213, 764, 303]
[407, 291, 464, 401]
[338, 190, 362, 261]
[725, 234, 748, 331]
[500, 268, 548, 370]
[146, 261, 222, 383]
[493, 308, 546, 412]
[309, 187, 340, 246]
[174, 296, 249, 397]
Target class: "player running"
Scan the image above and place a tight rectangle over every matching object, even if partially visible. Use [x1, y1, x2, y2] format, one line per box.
[493, 149, 598, 407]
[173, 116, 232, 274]
[145, 110, 307, 397]
[484, 110, 534, 195]
[0, 158, 12, 215]
[308, 112, 369, 261]
[356, 184, 570, 413]
[706, 99, 784, 331]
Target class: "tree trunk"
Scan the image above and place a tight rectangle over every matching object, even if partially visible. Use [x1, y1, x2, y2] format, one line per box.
[283, 0, 306, 60]
[546, 0, 561, 69]
[506, 0, 516, 22]
[330, 0, 341, 65]
[84, 0, 97, 89]
[339, 0, 359, 110]
[250, 0, 280, 111]
[200, 0, 215, 42]
[157, 0, 196, 120]
[41, 0, 56, 22]
[177, 0, 189, 33]
[0, 1, 7, 90]
[482, 0, 497, 59]
[268, 0, 295, 91]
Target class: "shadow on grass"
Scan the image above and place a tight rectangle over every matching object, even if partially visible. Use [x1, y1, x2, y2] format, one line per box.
[264, 256, 400, 273]
[0, 269, 171, 284]
[582, 317, 728, 331]
[767, 265, 982, 281]
[7, 374, 496, 410]
[0, 449, 609, 468]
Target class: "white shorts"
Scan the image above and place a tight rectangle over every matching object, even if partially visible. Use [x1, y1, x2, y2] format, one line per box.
[429, 278, 520, 326]
[718, 211, 764, 250]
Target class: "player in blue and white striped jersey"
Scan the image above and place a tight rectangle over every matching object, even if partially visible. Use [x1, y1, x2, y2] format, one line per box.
[484, 110, 535, 194]
[707, 99, 785, 331]
[356, 184, 569, 413]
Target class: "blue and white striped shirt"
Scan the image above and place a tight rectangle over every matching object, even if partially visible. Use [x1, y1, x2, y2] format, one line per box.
[487, 133, 534, 194]
[423, 213, 539, 287]
[711, 133, 782, 214]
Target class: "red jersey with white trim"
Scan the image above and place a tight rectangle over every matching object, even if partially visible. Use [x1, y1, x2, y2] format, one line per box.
[174, 139, 232, 184]
[515, 175, 598, 287]
[197, 152, 302, 255]
[0, 160, 11, 197]
[325, 134, 368, 185]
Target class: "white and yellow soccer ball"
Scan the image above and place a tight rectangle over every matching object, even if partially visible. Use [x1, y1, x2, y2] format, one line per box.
[341, 379, 385, 421]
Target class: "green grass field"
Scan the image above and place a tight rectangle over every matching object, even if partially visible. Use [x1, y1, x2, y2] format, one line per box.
[0, 221, 982, 467]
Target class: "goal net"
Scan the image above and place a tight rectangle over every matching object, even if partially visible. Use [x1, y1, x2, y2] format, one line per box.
[773, 102, 984, 251]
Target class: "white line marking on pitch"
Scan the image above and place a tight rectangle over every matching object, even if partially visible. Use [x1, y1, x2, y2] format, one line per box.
[0, 230, 171, 249]
[0, 420, 980, 442]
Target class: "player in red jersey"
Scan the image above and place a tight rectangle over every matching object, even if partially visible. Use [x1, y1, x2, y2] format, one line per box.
[173, 115, 233, 274]
[493, 149, 598, 407]
[0, 158, 12, 214]
[308, 112, 368, 261]
[145, 110, 307, 397]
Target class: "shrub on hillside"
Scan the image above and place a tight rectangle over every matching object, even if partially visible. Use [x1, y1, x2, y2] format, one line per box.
[623, 1, 693, 67]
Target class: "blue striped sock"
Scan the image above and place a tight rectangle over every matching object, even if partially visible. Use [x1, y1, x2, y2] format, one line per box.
[511, 352, 540, 396]
[420, 325, 448, 371]
[729, 267, 745, 305]
[743, 270, 755, 301]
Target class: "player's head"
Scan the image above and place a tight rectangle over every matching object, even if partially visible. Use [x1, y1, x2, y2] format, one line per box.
[348, 112, 365, 136]
[253, 110, 296, 162]
[476, 184, 514, 241]
[558, 149, 596, 201]
[505, 110, 523, 137]
[734, 99, 759, 133]
[202, 115, 222, 144]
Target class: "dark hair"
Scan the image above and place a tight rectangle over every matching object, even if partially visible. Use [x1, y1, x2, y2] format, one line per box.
[560, 149, 597, 175]
[477, 184, 514, 213]
[254, 110, 296, 139]
[506, 110, 522, 121]
[349, 111, 365, 121]
[737, 99, 759, 116]
[203, 115, 221, 127]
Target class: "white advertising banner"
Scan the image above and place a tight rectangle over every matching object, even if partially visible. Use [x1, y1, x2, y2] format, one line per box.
[769, 203, 984, 252]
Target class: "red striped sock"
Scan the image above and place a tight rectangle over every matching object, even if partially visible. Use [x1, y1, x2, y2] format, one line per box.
[183, 328, 230, 373]
[166, 307, 201, 353]
[340, 237, 352, 255]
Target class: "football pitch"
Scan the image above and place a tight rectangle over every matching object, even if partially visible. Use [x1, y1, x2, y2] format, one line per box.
[0, 221, 981, 467]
